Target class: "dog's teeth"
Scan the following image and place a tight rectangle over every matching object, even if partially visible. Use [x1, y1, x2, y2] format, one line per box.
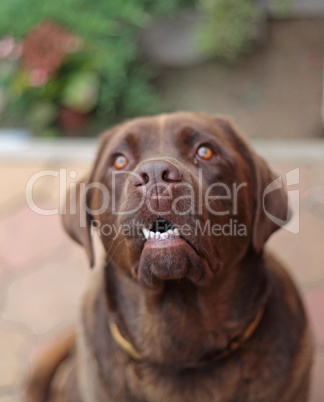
[144, 227, 180, 242]
[142, 228, 150, 240]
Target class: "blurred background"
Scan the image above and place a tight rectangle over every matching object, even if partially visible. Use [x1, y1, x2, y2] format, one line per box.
[0, 0, 324, 401]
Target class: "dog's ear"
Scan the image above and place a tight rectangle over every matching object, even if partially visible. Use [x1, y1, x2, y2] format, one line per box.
[251, 154, 291, 252]
[61, 126, 119, 267]
[215, 116, 291, 253]
[62, 177, 94, 267]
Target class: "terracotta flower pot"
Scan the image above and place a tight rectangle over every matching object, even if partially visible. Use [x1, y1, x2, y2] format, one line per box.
[58, 107, 90, 135]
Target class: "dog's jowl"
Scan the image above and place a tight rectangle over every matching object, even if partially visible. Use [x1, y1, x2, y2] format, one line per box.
[24, 113, 313, 402]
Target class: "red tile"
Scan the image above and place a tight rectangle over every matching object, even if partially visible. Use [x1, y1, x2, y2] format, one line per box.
[0, 203, 73, 271]
[2, 252, 90, 334]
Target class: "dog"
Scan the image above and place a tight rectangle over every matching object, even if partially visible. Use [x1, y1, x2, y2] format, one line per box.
[24, 112, 313, 402]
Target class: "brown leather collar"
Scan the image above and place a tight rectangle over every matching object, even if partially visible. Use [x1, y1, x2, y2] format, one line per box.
[196, 305, 265, 365]
[108, 304, 265, 366]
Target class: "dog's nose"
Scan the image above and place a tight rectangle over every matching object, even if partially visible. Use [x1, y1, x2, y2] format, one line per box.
[134, 160, 182, 192]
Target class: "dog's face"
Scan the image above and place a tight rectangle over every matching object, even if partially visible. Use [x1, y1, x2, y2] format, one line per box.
[63, 112, 289, 290]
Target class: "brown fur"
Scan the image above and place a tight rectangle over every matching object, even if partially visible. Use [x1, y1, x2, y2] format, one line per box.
[23, 112, 313, 402]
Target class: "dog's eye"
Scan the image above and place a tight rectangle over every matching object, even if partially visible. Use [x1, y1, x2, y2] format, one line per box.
[113, 155, 128, 169]
[196, 146, 213, 160]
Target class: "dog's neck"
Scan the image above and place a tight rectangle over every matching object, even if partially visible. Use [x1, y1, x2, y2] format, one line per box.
[104, 252, 270, 367]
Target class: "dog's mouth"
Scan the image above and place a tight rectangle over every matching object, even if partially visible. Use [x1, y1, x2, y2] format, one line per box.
[142, 218, 181, 244]
[136, 218, 214, 288]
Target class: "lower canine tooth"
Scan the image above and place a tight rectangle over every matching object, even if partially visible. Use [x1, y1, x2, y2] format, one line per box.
[142, 228, 150, 239]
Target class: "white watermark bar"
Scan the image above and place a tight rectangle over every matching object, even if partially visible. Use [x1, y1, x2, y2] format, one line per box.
[25, 167, 301, 234]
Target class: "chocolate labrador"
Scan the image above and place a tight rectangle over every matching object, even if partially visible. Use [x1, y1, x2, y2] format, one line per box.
[24, 112, 312, 402]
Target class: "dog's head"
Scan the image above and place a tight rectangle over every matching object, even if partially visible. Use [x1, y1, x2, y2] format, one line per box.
[62, 112, 290, 290]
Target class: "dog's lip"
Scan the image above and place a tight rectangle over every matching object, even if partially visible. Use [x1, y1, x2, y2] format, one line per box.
[140, 227, 199, 254]
[135, 223, 217, 285]
[143, 236, 188, 250]
[139, 234, 214, 286]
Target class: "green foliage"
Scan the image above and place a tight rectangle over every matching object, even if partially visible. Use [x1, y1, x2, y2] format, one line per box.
[0, 0, 292, 134]
[0, 0, 192, 134]
[196, 0, 261, 63]
[195, 0, 293, 63]
[0, 0, 191, 38]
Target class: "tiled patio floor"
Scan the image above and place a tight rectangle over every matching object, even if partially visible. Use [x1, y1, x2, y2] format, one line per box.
[0, 140, 323, 401]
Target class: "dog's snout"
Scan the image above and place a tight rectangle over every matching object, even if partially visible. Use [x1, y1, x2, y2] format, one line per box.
[134, 160, 182, 189]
